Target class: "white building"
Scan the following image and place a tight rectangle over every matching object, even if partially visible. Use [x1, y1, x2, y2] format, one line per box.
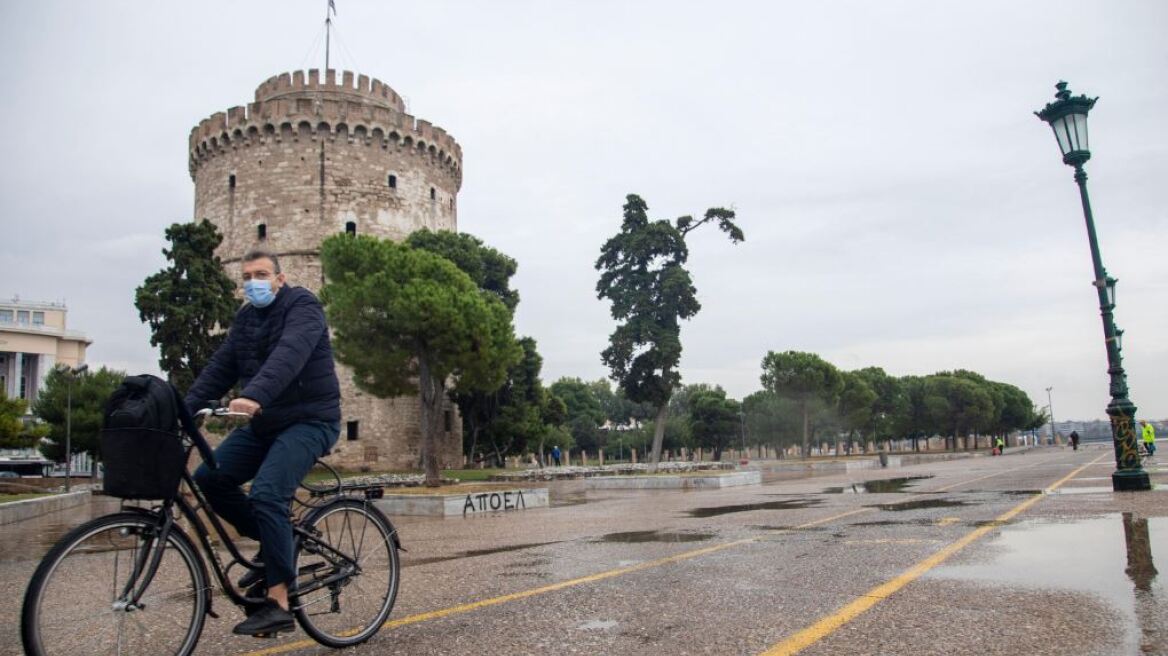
[0, 298, 90, 408]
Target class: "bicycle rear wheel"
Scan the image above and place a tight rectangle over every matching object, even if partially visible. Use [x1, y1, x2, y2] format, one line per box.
[21, 511, 208, 656]
[294, 498, 400, 647]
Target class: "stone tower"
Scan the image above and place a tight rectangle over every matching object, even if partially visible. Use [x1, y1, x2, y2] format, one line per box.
[188, 68, 463, 470]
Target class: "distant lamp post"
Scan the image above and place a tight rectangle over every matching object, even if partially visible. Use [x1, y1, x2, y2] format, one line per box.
[1045, 387, 1056, 446]
[1035, 81, 1149, 492]
[61, 363, 89, 492]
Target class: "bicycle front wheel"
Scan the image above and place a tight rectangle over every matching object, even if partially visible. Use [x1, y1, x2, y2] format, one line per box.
[21, 511, 209, 656]
[294, 498, 400, 647]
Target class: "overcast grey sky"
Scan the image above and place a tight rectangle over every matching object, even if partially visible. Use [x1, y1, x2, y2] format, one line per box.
[1, 1, 1164, 420]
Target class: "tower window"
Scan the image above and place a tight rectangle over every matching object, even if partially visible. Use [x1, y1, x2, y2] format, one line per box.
[387, 174, 397, 189]
[345, 221, 356, 235]
[430, 187, 436, 200]
[450, 198, 454, 210]
[228, 174, 236, 189]
[444, 410, 452, 433]
[257, 223, 267, 240]
[347, 421, 359, 441]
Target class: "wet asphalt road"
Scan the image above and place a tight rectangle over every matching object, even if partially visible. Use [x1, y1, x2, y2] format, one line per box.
[3, 445, 1166, 656]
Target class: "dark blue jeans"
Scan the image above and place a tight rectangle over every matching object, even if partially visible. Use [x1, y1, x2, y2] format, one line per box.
[193, 420, 339, 588]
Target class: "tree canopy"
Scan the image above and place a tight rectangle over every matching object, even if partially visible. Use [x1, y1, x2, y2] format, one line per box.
[32, 366, 125, 462]
[320, 234, 522, 485]
[760, 350, 844, 456]
[135, 219, 238, 392]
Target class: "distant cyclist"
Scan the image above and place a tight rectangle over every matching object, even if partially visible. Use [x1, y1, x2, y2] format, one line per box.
[1142, 420, 1156, 458]
[185, 250, 341, 637]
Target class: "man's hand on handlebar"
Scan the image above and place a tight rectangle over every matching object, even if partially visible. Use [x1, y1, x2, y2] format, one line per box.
[228, 397, 262, 417]
[194, 404, 255, 425]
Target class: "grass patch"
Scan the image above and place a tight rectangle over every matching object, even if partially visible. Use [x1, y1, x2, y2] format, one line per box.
[0, 492, 52, 504]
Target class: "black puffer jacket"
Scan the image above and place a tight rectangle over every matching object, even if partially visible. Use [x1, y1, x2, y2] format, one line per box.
[185, 286, 341, 436]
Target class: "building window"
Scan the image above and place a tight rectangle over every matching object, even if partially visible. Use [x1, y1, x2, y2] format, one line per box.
[16, 311, 29, 325]
[0, 309, 11, 324]
[32, 312, 44, 327]
[430, 187, 436, 200]
[257, 223, 267, 240]
[444, 410, 452, 433]
[345, 221, 356, 236]
[347, 421, 360, 441]
[387, 174, 397, 189]
[450, 198, 454, 210]
[229, 174, 236, 189]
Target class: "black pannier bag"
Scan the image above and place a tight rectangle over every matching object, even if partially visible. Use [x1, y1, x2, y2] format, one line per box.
[100, 374, 189, 500]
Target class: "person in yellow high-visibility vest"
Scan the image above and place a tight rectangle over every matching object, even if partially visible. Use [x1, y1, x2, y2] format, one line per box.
[1142, 421, 1156, 457]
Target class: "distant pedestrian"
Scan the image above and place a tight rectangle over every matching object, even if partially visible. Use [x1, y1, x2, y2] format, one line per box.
[1142, 421, 1156, 457]
[551, 445, 562, 466]
[1069, 431, 1080, 451]
[994, 436, 1005, 455]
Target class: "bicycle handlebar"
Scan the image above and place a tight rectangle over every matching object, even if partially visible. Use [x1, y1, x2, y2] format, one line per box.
[185, 407, 249, 471]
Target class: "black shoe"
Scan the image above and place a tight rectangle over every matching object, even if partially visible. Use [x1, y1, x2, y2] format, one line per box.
[232, 600, 294, 637]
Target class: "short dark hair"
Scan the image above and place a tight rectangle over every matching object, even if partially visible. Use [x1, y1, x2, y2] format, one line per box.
[242, 249, 281, 273]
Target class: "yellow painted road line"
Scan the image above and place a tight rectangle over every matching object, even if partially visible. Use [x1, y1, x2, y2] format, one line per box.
[243, 458, 1060, 656]
[241, 508, 871, 656]
[758, 453, 1107, 656]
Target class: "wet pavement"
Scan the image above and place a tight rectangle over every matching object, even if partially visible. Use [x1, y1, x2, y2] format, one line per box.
[2, 446, 1166, 655]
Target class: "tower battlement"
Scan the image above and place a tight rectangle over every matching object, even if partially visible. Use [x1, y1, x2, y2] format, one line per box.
[189, 69, 462, 185]
[254, 69, 407, 110]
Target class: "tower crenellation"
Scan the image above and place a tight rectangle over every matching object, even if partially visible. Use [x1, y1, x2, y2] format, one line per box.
[189, 68, 462, 185]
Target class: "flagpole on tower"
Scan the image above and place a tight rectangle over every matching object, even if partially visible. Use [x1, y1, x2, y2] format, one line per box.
[325, 0, 336, 71]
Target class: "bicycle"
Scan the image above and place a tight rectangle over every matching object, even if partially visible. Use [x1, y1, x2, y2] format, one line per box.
[21, 407, 402, 656]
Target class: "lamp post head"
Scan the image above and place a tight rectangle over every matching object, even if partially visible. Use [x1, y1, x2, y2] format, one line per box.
[1035, 81, 1098, 167]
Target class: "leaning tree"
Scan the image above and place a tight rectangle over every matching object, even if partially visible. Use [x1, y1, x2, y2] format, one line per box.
[595, 194, 743, 468]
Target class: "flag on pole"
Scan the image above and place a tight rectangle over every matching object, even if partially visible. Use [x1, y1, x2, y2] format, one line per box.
[328, 0, 336, 16]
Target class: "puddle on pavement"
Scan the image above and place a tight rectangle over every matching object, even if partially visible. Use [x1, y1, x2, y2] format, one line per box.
[686, 498, 822, 518]
[929, 514, 1168, 655]
[868, 498, 968, 512]
[595, 530, 715, 543]
[823, 476, 934, 494]
[406, 541, 559, 567]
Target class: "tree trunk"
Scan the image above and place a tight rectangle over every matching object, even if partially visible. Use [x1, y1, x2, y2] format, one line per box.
[417, 358, 444, 487]
[467, 424, 481, 468]
[800, 401, 810, 458]
[649, 403, 668, 471]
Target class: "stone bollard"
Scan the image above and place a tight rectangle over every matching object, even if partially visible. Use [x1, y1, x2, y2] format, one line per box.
[599, 448, 605, 466]
[631, 448, 638, 464]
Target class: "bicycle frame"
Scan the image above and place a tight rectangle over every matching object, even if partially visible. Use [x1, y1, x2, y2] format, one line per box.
[116, 454, 385, 617]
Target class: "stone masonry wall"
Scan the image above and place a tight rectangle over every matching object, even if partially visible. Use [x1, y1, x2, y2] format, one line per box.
[190, 69, 463, 470]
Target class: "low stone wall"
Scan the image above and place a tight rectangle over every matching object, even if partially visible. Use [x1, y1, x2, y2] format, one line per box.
[0, 490, 91, 525]
[491, 462, 735, 482]
[375, 487, 549, 517]
[586, 470, 761, 490]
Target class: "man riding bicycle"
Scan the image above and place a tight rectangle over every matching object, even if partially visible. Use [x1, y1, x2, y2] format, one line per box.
[185, 250, 341, 637]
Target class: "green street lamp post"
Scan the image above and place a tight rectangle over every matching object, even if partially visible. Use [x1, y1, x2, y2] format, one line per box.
[1035, 81, 1149, 492]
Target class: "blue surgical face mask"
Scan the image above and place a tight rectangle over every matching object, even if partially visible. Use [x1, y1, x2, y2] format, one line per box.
[244, 279, 276, 308]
